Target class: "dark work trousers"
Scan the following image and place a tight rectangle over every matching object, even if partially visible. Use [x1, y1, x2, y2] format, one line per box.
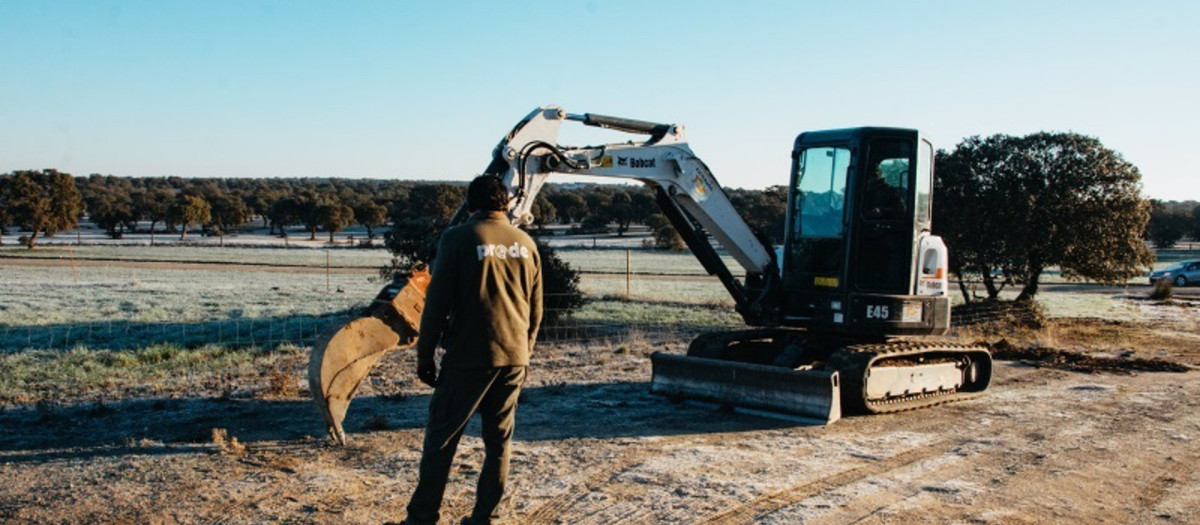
[405, 365, 527, 525]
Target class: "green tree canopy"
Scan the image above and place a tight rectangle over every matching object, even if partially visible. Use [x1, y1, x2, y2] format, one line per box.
[1147, 200, 1190, 249]
[168, 194, 212, 241]
[133, 186, 174, 239]
[647, 213, 684, 250]
[530, 193, 557, 229]
[729, 185, 787, 245]
[0, 174, 12, 243]
[934, 132, 1154, 302]
[83, 175, 138, 239]
[318, 202, 355, 243]
[351, 199, 388, 239]
[385, 184, 467, 266]
[546, 191, 587, 224]
[5, 169, 83, 249]
[208, 193, 251, 240]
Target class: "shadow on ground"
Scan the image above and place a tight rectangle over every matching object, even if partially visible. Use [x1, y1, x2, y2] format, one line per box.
[0, 381, 803, 465]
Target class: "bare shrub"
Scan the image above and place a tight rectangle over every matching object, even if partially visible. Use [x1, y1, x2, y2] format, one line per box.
[1149, 278, 1174, 301]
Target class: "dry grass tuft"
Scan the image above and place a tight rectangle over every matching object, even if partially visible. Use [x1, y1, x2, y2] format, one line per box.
[262, 370, 297, 397]
[211, 427, 247, 456]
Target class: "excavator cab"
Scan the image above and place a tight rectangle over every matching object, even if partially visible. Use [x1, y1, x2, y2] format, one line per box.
[778, 128, 950, 337]
[653, 127, 987, 423]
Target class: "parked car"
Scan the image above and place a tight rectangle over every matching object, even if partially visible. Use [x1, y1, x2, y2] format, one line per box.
[1149, 260, 1200, 286]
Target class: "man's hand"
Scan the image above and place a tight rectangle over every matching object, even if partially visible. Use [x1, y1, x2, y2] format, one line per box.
[417, 357, 438, 388]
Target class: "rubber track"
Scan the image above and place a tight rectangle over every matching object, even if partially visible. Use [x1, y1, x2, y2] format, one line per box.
[831, 340, 992, 415]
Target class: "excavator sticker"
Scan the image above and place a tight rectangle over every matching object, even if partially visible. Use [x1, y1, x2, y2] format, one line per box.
[902, 302, 923, 323]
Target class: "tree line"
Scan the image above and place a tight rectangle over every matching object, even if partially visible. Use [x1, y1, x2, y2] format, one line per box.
[0, 131, 1183, 305]
[0, 171, 786, 251]
[1146, 199, 1200, 249]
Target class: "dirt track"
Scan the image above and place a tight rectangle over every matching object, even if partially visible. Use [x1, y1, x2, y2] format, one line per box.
[2, 331, 1197, 524]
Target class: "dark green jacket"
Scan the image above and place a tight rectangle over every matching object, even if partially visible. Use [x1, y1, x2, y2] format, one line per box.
[417, 211, 543, 368]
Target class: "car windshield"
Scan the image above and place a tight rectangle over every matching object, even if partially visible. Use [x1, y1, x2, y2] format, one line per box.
[1166, 262, 1189, 270]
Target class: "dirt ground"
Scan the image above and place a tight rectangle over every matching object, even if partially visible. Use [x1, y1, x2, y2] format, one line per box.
[2, 310, 1198, 525]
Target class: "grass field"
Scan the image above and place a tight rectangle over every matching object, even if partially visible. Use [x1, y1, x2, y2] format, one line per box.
[1, 243, 1185, 333]
[0, 243, 1193, 399]
[2, 245, 1199, 523]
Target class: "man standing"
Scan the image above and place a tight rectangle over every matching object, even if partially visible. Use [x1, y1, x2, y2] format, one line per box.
[401, 175, 543, 525]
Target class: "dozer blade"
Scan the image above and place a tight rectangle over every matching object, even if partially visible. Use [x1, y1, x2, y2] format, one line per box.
[308, 266, 430, 445]
[650, 353, 842, 424]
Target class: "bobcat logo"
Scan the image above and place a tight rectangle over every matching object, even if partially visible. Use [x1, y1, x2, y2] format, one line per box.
[616, 156, 628, 166]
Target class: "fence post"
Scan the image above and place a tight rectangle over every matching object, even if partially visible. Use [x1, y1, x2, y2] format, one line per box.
[326, 250, 331, 294]
[626, 249, 631, 298]
[69, 245, 79, 284]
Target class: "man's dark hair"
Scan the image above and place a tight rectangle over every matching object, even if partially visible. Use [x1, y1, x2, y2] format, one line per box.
[467, 175, 510, 212]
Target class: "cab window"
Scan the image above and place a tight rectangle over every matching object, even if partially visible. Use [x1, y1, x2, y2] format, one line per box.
[862, 141, 911, 220]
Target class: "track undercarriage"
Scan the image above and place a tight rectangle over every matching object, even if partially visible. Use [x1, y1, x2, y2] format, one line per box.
[650, 329, 992, 423]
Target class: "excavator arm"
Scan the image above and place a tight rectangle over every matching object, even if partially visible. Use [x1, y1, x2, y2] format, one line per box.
[479, 106, 781, 321]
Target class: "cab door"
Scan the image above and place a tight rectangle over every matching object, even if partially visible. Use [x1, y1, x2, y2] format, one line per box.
[785, 145, 852, 293]
[850, 138, 915, 295]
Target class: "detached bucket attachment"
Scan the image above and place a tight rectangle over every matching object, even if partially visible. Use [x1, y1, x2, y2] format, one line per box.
[308, 266, 431, 445]
[650, 353, 842, 424]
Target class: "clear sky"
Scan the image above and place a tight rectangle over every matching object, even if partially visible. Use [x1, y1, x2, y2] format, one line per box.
[2, 1, 1197, 200]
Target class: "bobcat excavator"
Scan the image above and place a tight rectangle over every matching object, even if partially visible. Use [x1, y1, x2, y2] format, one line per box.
[309, 106, 992, 444]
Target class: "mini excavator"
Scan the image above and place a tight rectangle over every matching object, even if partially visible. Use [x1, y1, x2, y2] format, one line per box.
[309, 106, 992, 444]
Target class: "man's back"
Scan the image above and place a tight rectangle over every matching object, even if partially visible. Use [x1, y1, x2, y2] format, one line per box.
[418, 211, 543, 369]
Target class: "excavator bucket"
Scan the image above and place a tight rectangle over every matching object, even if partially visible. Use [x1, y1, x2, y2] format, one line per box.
[650, 353, 842, 424]
[308, 266, 430, 445]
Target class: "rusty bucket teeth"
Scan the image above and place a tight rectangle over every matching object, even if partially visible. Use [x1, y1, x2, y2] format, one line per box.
[308, 267, 430, 445]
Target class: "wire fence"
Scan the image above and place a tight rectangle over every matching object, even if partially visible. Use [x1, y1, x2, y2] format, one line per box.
[0, 295, 744, 352]
[0, 297, 1076, 353]
[0, 314, 353, 352]
[3, 243, 1164, 353]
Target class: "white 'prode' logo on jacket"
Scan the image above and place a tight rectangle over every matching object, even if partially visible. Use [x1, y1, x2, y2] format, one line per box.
[477, 243, 531, 261]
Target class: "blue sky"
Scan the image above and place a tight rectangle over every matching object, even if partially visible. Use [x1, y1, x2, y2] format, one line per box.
[2, 1, 1197, 199]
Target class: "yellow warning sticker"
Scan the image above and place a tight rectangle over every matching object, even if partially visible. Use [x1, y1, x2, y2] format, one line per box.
[692, 175, 708, 195]
[814, 276, 839, 288]
[902, 301, 923, 323]
[598, 156, 613, 168]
